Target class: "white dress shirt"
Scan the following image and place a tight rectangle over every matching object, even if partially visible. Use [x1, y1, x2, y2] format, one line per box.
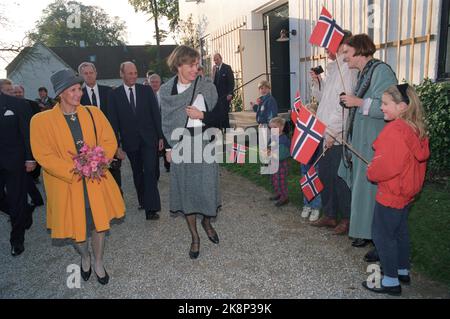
[123, 84, 137, 106]
[85, 83, 101, 109]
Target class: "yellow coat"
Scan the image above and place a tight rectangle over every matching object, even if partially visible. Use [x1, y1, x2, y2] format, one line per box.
[30, 104, 125, 242]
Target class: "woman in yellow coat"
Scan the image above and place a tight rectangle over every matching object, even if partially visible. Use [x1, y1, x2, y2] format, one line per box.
[30, 69, 125, 285]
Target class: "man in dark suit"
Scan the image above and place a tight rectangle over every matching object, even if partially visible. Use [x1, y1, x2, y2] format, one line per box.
[78, 62, 122, 189]
[213, 53, 235, 129]
[0, 92, 36, 256]
[148, 73, 170, 179]
[107, 62, 164, 220]
[13, 85, 44, 207]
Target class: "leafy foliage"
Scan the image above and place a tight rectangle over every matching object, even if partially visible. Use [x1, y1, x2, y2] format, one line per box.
[144, 46, 172, 79]
[176, 13, 208, 49]
[128, 0, 179, 34]
[414, 79, 450, 179]
[128, 0, 179, 74]
[27, 0, 126, 47]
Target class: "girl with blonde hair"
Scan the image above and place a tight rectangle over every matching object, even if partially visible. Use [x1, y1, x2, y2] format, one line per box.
[362, 83, 429, 296]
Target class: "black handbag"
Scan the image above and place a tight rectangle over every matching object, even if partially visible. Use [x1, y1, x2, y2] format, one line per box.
[85, 107, 122, 170]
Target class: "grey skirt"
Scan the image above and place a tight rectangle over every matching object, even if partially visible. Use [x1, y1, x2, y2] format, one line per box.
[169, 132, 221, 217]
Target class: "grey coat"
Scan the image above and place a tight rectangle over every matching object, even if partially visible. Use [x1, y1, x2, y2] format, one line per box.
[159, 76, 221, 216]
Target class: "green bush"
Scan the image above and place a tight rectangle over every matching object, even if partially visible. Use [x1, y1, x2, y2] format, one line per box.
[414, 79, 450, 179]
[231, 78, 244, 112]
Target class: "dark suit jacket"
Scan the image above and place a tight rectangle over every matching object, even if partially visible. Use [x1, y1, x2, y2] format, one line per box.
[0, 93, 33, 170]
[107, 84, 163, 153]
[25, 99, 41, 116]
[213, 63, 235, 99]
[81, 84, 112, 114]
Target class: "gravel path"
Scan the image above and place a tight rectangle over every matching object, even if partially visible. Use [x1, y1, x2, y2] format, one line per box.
[0, 160, 448, 299]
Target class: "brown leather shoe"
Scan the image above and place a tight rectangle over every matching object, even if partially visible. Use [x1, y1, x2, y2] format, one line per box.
[333, 219, 350, 235]
[310, 216, 337, 228]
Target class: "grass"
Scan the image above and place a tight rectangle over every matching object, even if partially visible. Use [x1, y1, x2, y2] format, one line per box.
[222, 148, 450, 287]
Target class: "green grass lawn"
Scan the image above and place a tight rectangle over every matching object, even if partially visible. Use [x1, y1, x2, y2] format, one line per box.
[222, 148, 450, 287]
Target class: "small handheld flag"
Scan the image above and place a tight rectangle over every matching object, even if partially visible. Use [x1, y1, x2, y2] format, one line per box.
[291, 90, 302, 123]
[309, 7, 345, 54]
[229, 143, 248, 164]
[290, 104, 326, 164]
[300, 166, 324, 202]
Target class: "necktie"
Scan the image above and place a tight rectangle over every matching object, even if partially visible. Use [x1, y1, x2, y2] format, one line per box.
[215, 66, 220, 83]
[91, 88, 98, 107]
[129, 87, 136, 112]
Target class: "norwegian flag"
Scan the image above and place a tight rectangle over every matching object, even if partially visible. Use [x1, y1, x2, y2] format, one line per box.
[309, 7, 345, 54]
[300, 166, 324, 202]
[291, 90, 303, 123]
[229, 143, 247, 164]
[290, 104, 326, 164]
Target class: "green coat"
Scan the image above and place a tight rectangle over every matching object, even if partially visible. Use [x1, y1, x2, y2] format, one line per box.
[338, 63, 397, 239]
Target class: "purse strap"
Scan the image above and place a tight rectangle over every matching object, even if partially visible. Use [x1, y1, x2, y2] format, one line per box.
[183, 75, 201, 128]
[85, 107, 98, 146]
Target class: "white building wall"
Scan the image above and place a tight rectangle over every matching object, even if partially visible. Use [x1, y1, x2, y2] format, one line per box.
[8, 44, 68, 100]
[180, 0, 289, 33]
[180, 0, 443, 105]
[293, 0, 442, 101]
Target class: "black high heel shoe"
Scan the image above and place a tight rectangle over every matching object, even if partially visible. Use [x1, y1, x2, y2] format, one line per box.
[189, 242, 200, 259]
[80, 255, 91, 281]
[201, 220, 220, 244]
[94, 267, 109, 285]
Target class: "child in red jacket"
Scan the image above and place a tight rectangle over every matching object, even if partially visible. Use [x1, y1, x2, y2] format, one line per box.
[362, 84, 429, 296]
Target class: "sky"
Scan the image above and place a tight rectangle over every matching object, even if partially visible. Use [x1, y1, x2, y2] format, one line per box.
[0, 0, 175, 77]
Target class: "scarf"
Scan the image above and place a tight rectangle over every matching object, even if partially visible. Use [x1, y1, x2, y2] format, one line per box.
[343, 59, 395, 167]
[159, 75, 218, 148]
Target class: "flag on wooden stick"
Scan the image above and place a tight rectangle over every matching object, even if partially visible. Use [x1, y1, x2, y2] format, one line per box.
[309, 6, 345, 54]
[300, 166, 324, 202]
[229, 143, 248, 164]
[290, 103, 326, 164]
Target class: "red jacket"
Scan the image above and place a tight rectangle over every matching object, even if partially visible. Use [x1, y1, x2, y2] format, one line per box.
[367, 119, 430, 209]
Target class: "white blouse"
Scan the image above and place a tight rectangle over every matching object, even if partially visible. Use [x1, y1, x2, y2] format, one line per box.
[177, 82, 206, 128]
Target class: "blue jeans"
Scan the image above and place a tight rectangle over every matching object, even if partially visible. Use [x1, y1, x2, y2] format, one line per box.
[301, 163, 322, 209]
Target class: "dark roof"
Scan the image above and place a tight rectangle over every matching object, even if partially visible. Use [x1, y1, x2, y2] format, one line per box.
[6, 47, 34, 75]
[51, 45, 177, 79]
[6, 44, 177, 79]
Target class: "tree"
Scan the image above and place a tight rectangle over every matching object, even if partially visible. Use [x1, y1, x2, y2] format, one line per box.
[176, 14, 208, 49]
[128, 0, 179, 73]
[0, 5, 28, 64]
[27, 0, 126, 47]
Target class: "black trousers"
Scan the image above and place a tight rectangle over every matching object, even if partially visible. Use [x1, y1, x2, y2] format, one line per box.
[127, 143, 161, 212]
[372, 202, 411, 278]
[0, 175, 8, 213]
[29, 164, 41, 180]
[26, 173, 43, 206]
[0, 167, 31, 246]
[156, 150, 170, 181]
[218, 97, 231, 129]
[318, 145, 351, 219]
[109, 166, 122, 190]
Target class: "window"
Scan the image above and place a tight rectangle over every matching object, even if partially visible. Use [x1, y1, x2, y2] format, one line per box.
[438, 0, 450, 80]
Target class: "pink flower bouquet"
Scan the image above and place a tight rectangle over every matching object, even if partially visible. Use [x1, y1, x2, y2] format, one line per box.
[71, 143, 112, 182]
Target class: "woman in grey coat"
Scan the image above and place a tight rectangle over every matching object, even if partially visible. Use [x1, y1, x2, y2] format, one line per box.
[160, 46, 221, 259]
